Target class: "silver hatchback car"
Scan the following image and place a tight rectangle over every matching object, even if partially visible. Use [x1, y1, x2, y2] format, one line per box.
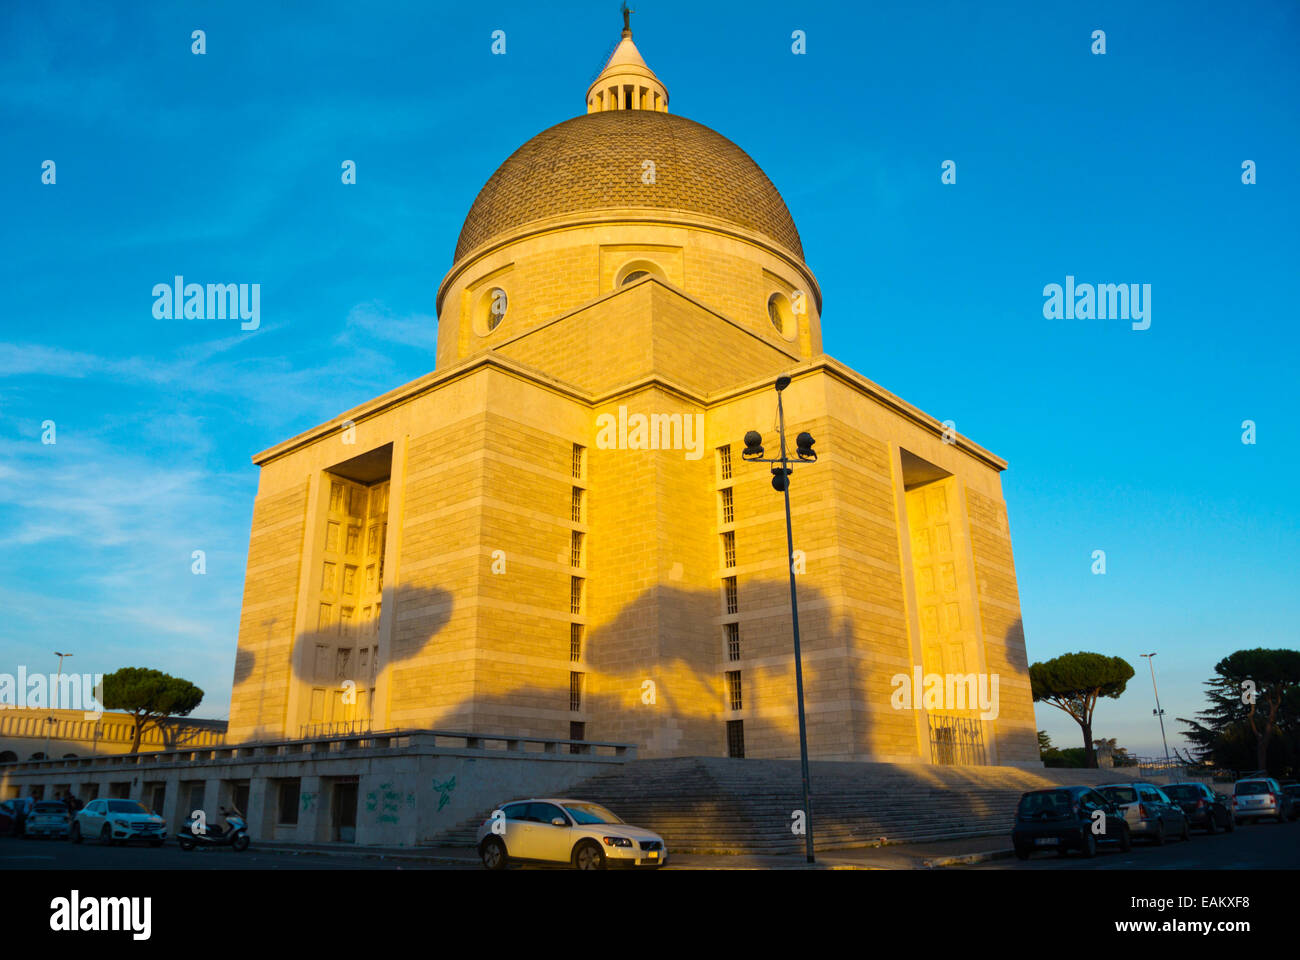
[476, 798, 667, 870]
[1232, 777, 1296, 824]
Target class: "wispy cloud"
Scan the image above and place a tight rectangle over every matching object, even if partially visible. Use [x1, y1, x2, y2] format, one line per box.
[336, 300, 439, 350]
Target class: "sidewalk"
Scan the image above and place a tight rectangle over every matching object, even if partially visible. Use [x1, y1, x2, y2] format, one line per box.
[250, 835, 1014, 870]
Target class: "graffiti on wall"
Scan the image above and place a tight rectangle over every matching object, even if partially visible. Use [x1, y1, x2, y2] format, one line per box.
[432, 776, 456, 812]
[366, 782, 416, 824]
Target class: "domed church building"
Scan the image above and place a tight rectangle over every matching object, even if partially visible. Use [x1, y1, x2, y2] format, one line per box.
[227, 19, 1039, 769]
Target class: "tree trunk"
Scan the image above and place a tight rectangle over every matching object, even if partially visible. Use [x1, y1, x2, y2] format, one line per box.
[1081, 720, 1096, 768]
[130, 715, 144, 754]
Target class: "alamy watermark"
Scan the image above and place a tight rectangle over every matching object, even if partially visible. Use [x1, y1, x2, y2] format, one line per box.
[595, 405, 705, 460]
[0, 668, 104, 719]
[890, 667, 999, 720]
[152, 276, 260, 330]
[1043, 276, 1150, 330]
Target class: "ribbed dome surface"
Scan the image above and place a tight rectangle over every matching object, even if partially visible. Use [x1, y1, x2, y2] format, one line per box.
[454, 111, 803, 262]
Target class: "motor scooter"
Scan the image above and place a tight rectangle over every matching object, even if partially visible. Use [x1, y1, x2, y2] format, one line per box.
[177, 806, 250, 852]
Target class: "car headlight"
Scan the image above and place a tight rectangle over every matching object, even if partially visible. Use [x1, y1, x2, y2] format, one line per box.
[602, 836, 633, 847]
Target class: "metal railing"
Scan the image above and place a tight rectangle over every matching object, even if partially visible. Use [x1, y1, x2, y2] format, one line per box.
[299, 720, 372, 739]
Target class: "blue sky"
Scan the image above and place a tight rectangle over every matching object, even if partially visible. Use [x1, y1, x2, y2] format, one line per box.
[1, 1, 1296, 757]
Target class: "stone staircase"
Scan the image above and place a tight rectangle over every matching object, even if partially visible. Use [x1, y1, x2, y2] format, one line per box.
[433, 756, 1161, 854]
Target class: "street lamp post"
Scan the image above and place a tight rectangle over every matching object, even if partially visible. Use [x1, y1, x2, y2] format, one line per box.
[1140, 652, 1171, 767]
[43, 651, 72, 761]
[742, 374, 819, 863]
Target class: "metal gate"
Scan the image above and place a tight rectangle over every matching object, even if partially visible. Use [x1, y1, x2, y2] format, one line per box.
[928, 715, 987, 766]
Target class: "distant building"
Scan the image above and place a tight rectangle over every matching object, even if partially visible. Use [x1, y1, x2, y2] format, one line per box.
[0, 707, 225, 764]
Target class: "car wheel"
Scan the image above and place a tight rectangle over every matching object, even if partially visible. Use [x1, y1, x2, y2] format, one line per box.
[178, 836, 195, 851]
[1013, 844, 1031, 861]
[1081, 831, 1098, 858]
[1152, 821, 1165, 846]
[1118, 824, 1132, 852]
[573, 840, 606, 870]
[1276, 809, 1287, 824]
[100, 824, 114, 846]
[1180, 817, 1190, 841]
[70, 823, 82, 844]
[232, 834, 250, 852]
[480, 837, 507, 870]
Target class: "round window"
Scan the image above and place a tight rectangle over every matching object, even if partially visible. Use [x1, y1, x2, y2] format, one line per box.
[475, 287, 507, 335]
[768, 292, 796, 340]
[615, 260, 664, 288]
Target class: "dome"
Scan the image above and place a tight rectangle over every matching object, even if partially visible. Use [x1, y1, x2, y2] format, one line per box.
[454, 110, 804, 263]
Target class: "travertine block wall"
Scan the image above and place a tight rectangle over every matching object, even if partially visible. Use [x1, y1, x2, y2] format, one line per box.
[227, 342, 1036, 766]
[227, 482, 309, 742]
[439, 222, 821, 369]
[585, 386, 720, 756]
[966, 488, 1039, 763]
[820, 417, 919, 761]
[495, 280, 798, 397]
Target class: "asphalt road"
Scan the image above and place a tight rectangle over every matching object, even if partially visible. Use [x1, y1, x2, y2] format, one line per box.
[0, 834, 469, 870]
[968, 817, 1300, 870]
[3, 818, 1296, 870]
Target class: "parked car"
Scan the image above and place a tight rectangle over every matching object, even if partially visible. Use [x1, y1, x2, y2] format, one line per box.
[72, 799, 167, 846]
[476, 798, 668, 870]
[23, 801, 72, 839]
[1098, 782, 1190, 844]
[1011, 786, 1132, 859]
[1160, 782, 1235, 834]
[1282, 783, 1300, 812]
[1232, 777, 1296, 824]
[0, 798, 35, 837]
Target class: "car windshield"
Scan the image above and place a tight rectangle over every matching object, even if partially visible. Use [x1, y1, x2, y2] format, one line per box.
[1235, 781, 1271, 795]
[1161, 785, 1201, 800]
[34, 803, 67, 814]
[1100, 786, 1139, 805]
[106, 800, 151, 814]
[561, 802, 623, 825]
[1017, 790, 1073, 817]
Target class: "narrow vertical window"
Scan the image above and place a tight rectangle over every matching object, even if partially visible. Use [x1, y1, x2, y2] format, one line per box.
[724, 576, 738, 615]
[727, 720, 745, 758]
[572, 443, 585, 480]
[570, 672, 584, 711]
[570, 623, 583, 662]
[570, 577, 583, 615]
[570, 531, 584, 568]
[717, 444, 732, 481]
[726, 671, 743, 711]
[720, 487, 734, 524]
[725, 622, 740, 661]
[722, 531, 736, 568]
[571, 486, 584, 523]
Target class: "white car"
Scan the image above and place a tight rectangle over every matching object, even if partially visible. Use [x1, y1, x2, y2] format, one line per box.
[72, 799, 167, 846]
[476, 798, 667, 870]
[24, 802, 72, 839]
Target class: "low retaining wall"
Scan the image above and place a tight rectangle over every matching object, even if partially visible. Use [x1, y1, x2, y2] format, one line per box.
[0, 729, 633, 847]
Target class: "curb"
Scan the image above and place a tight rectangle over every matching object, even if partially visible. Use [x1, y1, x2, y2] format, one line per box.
[920, 848, 1014, 868]
[254, 845, 478, 866]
